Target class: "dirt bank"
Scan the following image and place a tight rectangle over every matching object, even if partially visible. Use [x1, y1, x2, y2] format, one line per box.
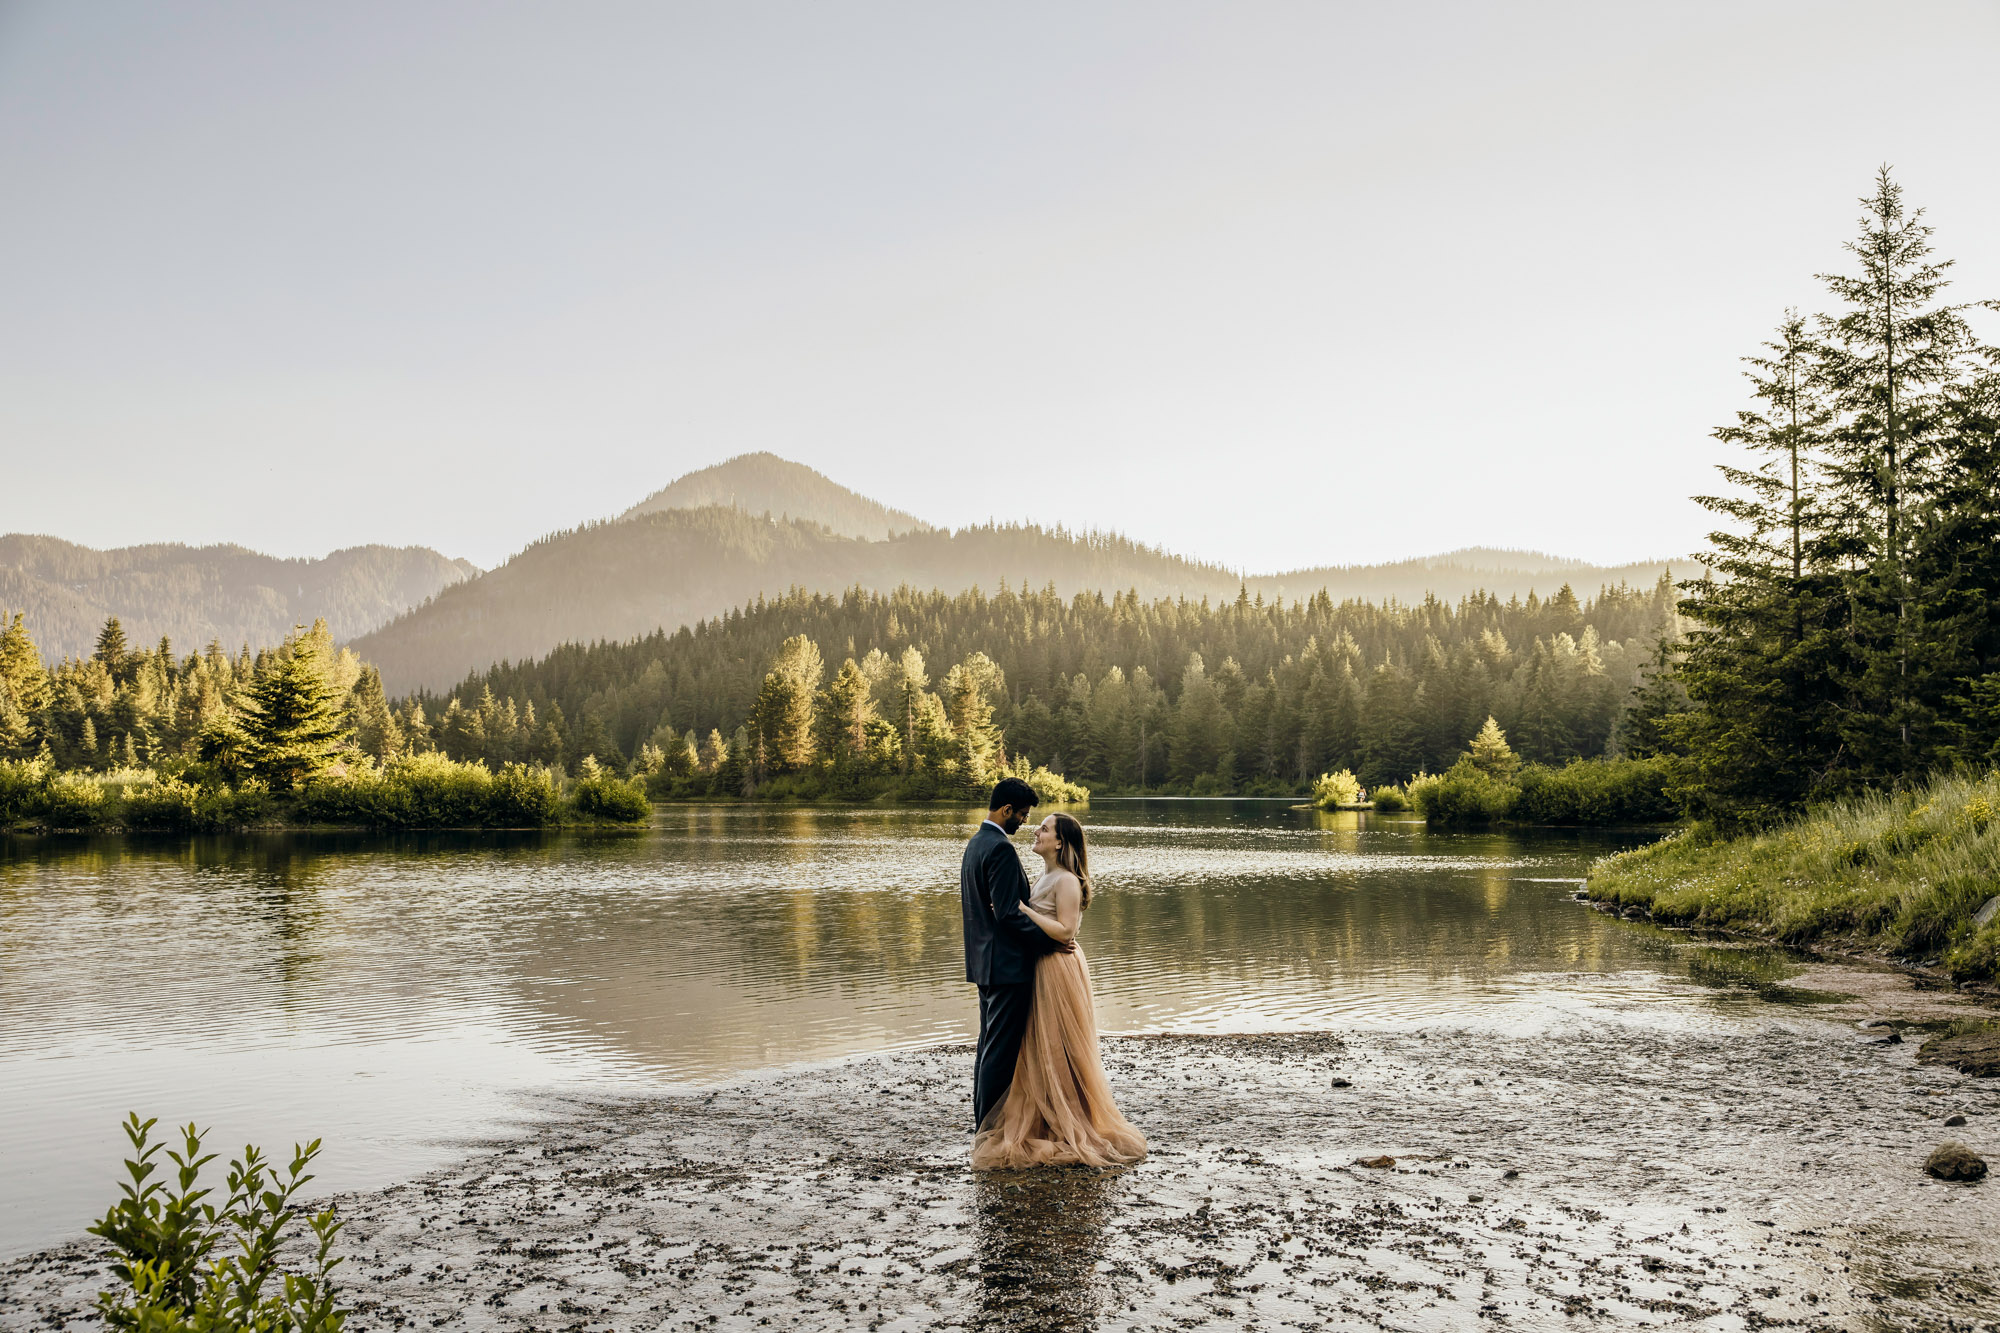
[7, 1007, 2000, 1332]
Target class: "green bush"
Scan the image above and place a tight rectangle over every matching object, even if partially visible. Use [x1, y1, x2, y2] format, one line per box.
[121, 777, 236, 833]
[1371, 784, 1410, 813]
[90, 1113, 347, 1332]
[1513, 757, 1678, 825]
[297, 755, 564, 828]
[1412, 758, 1517, 825]
[1311, 769, 1364, 809]
[566, 763, 652, 823]
[0, 757, 53, 824]
[42, 772, 111, 828]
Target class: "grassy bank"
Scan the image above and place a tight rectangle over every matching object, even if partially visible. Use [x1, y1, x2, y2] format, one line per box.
[1586, 768, 2000, 982]
[0, 754, 650, 832]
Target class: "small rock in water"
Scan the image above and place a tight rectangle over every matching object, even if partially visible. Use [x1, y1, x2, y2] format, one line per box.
[1502, 1168, 1520, 1179]
[1945, 1114, 1968, 1127]
[1620, 906, 1649, 921]
[1355, 1155, 1395, 1169]
[1923, 1142, 1988, 1182]
[1330, 1077, 1352, 1088]
[1878, 1030, 1904, 1045]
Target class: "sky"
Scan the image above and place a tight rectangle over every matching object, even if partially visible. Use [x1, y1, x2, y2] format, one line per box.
[3, 1, 1998, 573]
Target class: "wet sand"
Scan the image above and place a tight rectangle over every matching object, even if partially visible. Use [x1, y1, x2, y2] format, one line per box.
[7, 998, 1999, 1332]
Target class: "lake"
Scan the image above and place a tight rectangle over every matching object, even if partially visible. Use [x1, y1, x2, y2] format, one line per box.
[1, 800, 1754, 1259]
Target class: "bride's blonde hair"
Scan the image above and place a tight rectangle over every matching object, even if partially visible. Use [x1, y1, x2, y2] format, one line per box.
[1052, 812, 1092, 907]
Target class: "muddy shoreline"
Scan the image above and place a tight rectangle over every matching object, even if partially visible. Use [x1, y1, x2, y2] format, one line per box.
[1580, 892, 2000, 1002]
[8, 1007, 2000, 1332]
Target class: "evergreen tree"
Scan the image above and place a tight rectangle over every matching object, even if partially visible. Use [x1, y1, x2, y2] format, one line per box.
[944, 654, 1003, 779]
[0, 613, 48, 755]
[236, 634, 351, 790]
[1357, 662, 1422, 787]
[1616, 633, 1690, 760]
[1814, 166, 1984, 777]
[1168, 654, 1229, 782]
[349, 666, 404, 761]
[1675, 309, 1854, 820]
[750, 635, 822, 775]
[813, 657, 874, 770]
[94, 618, 129, 676]
[893, 647, 930, 774]
[574, 710, 624, 771]
[1924, 363, 2000, 762]
[0, 613, 49, 712]
[1466, 715, 1518, 779]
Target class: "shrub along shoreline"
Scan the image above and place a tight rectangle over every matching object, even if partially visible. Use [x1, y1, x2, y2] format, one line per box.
[1584, 768, 2000, 984]
[0, 753, 650, 832]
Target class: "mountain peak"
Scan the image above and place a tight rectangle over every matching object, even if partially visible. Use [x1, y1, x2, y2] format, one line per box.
[622, 453, 930, 541]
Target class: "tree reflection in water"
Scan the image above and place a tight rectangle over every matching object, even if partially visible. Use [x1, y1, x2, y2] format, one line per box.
[972, 1167, 1116, 1331]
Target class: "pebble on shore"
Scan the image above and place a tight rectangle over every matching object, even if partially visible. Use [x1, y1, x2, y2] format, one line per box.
[1925, 1141, 1990, 1182]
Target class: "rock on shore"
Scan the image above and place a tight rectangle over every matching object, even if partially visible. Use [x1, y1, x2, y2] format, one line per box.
[6, 1023, 2000, 1331]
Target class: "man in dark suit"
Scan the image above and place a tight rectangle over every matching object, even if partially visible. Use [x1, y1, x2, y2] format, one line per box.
[962, 775, 1070, 1129]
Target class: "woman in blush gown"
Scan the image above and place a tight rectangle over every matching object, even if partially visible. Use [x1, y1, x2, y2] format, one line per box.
[971, 813, 1146, 1170]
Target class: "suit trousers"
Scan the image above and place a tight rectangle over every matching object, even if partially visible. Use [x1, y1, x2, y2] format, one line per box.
[973, 981, 1035, 1128]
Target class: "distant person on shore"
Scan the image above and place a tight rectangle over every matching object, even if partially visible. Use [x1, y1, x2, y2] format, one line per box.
[959, 778, 1145, 1168]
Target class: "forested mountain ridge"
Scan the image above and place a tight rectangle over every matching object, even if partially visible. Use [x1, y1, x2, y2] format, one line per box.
[408, 577, 1679, 793]
[621, 451, 931, 538]
[353, 495, 1685, 694]
[350, 506, 1251, 692]
[1255, 548, 1688, 609]
[0, 535, 477, 663]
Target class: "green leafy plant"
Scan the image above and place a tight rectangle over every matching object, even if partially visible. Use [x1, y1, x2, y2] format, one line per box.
[1370, 783, 1410, 813]
[89, 1113, 348, 1332]
[566, 755, 653, 822]
[1311, 769, 1364, 809]
[1412, 758, 1518, 825]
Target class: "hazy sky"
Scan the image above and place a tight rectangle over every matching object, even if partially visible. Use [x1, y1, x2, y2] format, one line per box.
[4, 2, 1998, 572]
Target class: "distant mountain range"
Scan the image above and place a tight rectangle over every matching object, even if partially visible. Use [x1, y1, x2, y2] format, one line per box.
[0, 536, 478, 663]
[9, 452, 1688, 691]
[622, 452, 929, 539]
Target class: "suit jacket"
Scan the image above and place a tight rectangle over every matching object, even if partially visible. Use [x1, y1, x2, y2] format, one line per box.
[961, 821, 1055, 986]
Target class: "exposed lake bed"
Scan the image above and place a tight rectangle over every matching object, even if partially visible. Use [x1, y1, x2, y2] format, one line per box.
[5, 802, 1998, 1329]
[7, 1013, 1998, 1331]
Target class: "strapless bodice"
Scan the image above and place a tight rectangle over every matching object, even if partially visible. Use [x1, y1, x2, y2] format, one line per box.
[1028, 870, 1064, 913]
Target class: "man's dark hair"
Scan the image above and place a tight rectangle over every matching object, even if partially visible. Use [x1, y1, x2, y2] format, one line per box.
[989, 776, 1038, 812]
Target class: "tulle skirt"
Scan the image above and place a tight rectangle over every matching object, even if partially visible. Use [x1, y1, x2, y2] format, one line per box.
[971, 945, 1147, 1170]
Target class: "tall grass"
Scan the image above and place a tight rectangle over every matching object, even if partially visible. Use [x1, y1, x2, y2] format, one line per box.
[1586, 768, 2000, 982]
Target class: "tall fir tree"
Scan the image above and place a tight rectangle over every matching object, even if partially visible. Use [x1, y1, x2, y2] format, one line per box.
[1675, 311, 1849, 823]
[236, 634, 351, 790]
[1814, 166, 1984, 777]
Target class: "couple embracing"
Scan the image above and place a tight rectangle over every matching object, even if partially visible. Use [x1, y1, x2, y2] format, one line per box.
[959, 776, 1146, 1169]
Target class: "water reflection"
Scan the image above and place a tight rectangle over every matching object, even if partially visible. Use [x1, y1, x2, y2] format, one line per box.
[2, 801, 1731, 1259]
[972, 1168, 1115, 1331]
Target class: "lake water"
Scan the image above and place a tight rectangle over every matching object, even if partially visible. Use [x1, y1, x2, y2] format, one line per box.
[1, 800, 1758, 1259]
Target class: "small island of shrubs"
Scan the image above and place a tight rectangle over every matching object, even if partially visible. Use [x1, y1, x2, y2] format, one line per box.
[1311, 717, 1678, 827]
